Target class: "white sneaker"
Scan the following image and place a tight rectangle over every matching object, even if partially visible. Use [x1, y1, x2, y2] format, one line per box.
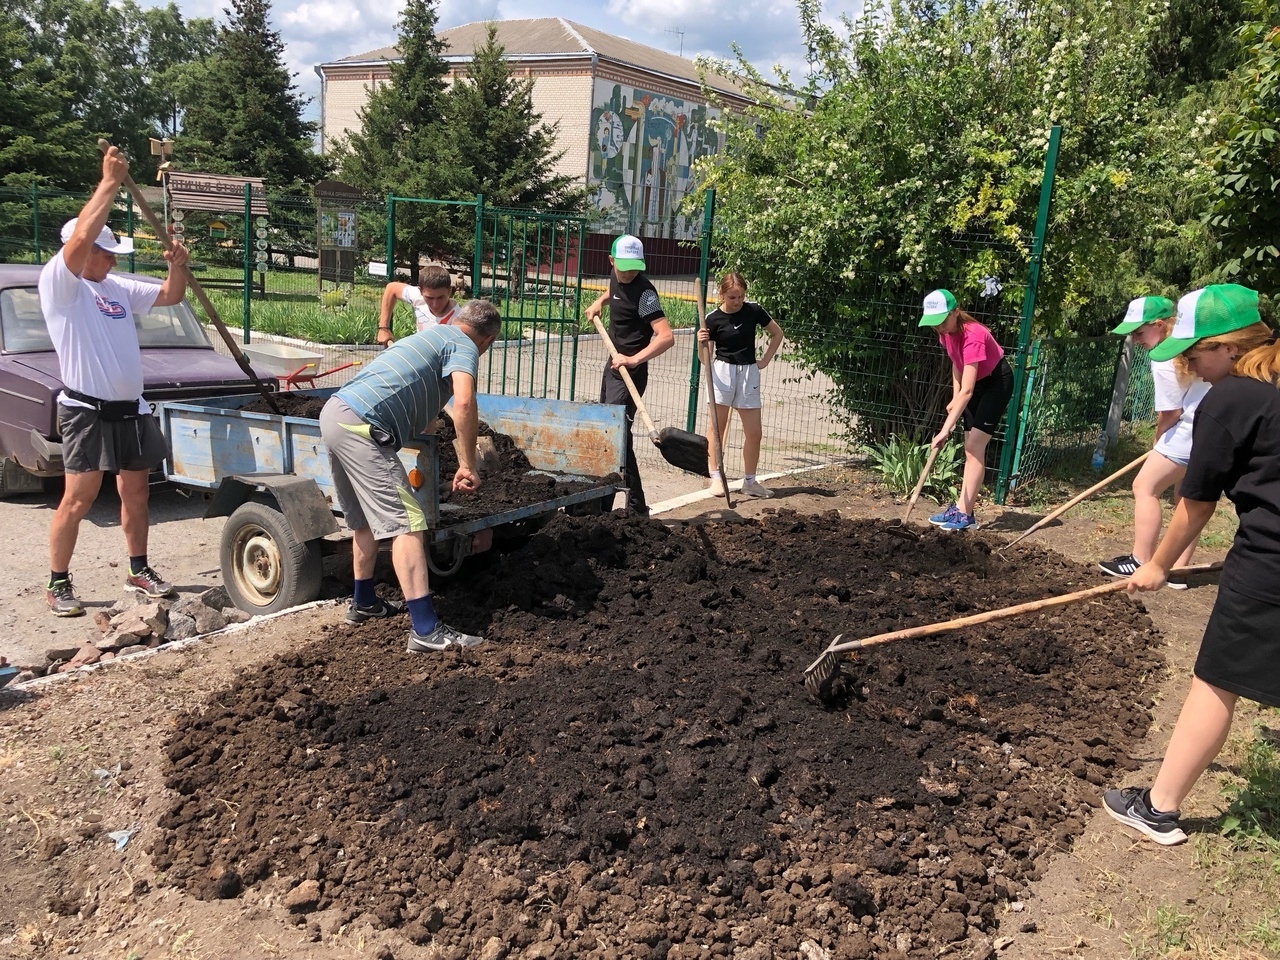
[707, 476, 728, 491]
[740, 478, 774, 498]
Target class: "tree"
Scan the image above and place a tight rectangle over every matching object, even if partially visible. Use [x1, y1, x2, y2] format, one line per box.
[447, 25, 581, 211]
[1205, 0, 1280, 297]
[179, 0, 326, 187]
[334, 0, 470, 274]
[0, 8, 94, 188]
[140, 4, 217, 139]
[697, 0, 1211, 442]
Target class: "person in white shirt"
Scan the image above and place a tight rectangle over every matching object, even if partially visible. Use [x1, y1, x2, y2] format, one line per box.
[377, 266, 459, 348]
[38, 145, 190, 616]
[1097, 296, 1211, 586]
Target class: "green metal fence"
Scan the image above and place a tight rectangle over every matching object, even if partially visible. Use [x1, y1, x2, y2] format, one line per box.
[2, 136, 1170, 505]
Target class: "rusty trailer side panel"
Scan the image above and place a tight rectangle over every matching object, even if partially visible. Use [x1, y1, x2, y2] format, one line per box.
[475, 394, 625, 479]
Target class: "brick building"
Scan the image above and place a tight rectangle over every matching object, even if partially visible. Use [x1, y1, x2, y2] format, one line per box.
[315, 18, 752, 254]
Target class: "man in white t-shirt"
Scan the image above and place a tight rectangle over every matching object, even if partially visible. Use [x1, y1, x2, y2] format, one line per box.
[376, 265, 459, 348]
[37, 145, 190, 617]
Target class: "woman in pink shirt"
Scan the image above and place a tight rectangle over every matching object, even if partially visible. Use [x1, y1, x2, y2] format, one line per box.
[918, 289, 1014, 531]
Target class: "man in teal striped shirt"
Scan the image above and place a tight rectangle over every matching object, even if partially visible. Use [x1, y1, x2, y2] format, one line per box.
[319, 299, 501, 653]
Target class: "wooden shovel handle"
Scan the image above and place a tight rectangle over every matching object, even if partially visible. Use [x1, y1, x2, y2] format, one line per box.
[826, 560, 1222, 654]
[697, 284, 732, 505]
[96, 139, 282, 415]
[1000, 450, 1151, 553]
[587, 312, 660, 439]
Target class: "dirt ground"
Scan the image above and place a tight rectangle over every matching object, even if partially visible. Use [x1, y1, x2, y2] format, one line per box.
[0, 470, 1263, 960]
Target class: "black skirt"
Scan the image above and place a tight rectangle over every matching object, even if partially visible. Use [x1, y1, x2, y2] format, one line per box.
[1194, 583, 1280, 708]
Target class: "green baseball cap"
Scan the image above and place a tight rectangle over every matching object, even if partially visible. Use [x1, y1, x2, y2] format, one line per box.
[610, 234, 646, 272]
[1149, 284, 1261, 361]
[919, 289, 957, 327]
[1111, 296, 1174, 335]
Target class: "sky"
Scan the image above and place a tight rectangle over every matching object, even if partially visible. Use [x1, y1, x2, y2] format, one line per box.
[132, 0, 855, 121]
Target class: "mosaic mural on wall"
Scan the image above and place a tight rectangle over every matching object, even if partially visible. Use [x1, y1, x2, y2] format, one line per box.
[588, 80, 721, 242]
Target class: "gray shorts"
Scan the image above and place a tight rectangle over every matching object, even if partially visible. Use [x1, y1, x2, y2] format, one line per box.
[319, 397, 426, 539]
[57, 404, 169, 475]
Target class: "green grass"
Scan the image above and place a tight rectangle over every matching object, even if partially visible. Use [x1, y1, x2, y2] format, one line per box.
[189, 268, 701, 345]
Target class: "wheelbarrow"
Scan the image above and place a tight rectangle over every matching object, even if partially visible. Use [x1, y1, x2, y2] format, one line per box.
[240, 342, 362, 390]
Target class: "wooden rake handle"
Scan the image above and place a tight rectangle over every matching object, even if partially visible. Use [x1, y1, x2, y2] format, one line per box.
[902, 444, 943, 524]
[808, 560, 1222, 665]
[999, 450, 1151, 553]
[96, 139, 282, 416]
[587, 313, 660, 440]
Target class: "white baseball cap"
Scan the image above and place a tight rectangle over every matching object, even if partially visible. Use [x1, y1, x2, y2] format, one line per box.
[60, 218, 134, 254]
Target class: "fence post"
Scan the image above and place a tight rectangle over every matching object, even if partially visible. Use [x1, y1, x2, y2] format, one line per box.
[1091, 339, 1134, 469]
[385, 195, 395, 280]
[242, 183, 252, 343]
[31, 183, 40, 262]
[995, 124, 1061, 504]
[686, 189, 716, 433]
[472, 193, 485, 300]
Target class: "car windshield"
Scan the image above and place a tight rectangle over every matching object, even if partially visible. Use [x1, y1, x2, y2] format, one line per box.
[0, 286, 214, 354]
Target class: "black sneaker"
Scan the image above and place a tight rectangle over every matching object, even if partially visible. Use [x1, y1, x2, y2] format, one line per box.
[125, 565, 176, 598]
[1098, 554, 1141, 578]
[46, 577, 85, 617]
[1102, 786, 1188, 845]
[345, 596, 406, 624]
[406, 622, 486, 653]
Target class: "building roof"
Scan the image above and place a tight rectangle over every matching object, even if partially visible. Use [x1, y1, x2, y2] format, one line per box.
[327, 17, 747, 99]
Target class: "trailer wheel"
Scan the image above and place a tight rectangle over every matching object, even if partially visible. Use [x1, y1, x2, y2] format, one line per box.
[220, 501, 322, 614]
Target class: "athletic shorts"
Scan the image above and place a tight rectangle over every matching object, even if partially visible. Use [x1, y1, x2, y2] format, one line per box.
[710, 360, 762, 409]
[1195, 583, 1280, 708]
[57, 404, 169, 475]
[963, 359, 1014, 435]
[319, 397, 426, 540]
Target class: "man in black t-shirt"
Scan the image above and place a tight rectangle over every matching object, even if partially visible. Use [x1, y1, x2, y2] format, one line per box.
[583, 235, 675, 514]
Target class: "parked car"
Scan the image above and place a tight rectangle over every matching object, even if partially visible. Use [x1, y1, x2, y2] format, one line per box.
[0, 263, 277, 491]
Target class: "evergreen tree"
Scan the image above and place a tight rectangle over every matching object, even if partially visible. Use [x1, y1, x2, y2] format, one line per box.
[335, 0, 470, 273]
[0, 8, 94, 188]
[448, 24, 582, 211]
[179, 0, 325, 187]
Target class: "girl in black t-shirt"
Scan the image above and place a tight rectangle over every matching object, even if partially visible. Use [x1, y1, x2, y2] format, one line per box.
[697, 273, 784, 498]
[1102, 283, 1280, 847]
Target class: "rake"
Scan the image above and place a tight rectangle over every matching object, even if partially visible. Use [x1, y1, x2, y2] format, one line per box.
[802, 560, 1223, 701]
[996, 450, 1150, 556]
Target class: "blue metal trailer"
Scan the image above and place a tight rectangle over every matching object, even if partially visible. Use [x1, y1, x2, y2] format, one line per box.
[155, 388, 627, 614]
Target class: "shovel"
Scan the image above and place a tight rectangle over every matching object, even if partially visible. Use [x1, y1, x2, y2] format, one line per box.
[997, 451, 1151, 556]
[802, 560, 1223, 700]
[588, 313, 709, 476]
[97, 139, 282, 416]
[886, 443, 944, 542]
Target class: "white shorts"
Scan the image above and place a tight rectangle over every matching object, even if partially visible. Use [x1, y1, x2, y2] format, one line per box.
[711, 360, 761, 409]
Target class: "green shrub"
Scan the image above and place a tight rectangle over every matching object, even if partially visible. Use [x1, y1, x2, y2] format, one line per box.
[1220, 723, 1280, 853]
[863, 434, 964, 504]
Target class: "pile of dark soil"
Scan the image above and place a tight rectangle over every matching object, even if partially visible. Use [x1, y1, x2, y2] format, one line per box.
[236, 393, 617, 522]
[150, 511, 1161, 959]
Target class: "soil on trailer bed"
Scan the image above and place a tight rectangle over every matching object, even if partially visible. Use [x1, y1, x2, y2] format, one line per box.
[131, 509, 1158, 959]
[237, 394, 616, 521]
